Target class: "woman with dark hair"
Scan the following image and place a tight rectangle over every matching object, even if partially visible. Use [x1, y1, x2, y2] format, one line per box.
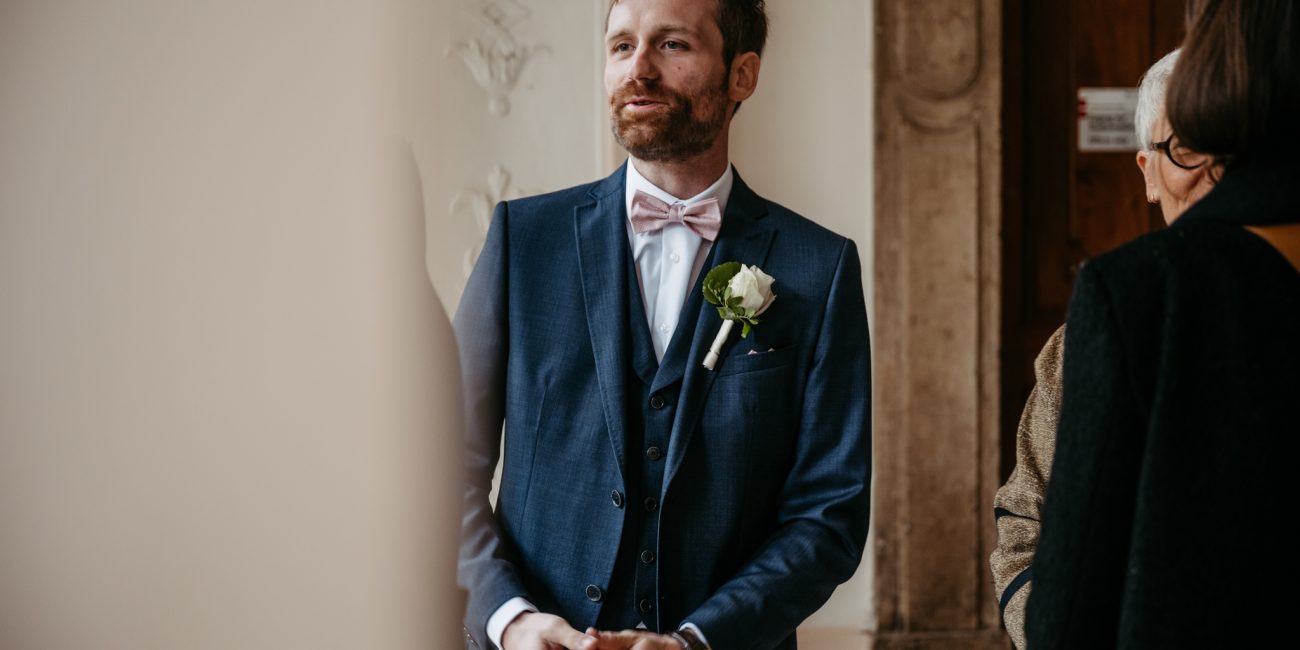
[1025, 1, 1300, 648]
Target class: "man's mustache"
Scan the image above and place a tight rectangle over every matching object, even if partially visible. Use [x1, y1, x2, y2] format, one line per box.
[610, 80, 679, 107]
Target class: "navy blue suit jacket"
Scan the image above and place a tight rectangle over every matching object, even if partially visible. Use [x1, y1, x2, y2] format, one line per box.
[455, 164, 871, 649]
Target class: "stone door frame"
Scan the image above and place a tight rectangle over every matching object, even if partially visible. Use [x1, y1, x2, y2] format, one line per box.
[871, 0, 1008, 647]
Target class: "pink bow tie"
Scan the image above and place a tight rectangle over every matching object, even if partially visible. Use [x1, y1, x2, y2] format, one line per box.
[629, 190, 722, 241]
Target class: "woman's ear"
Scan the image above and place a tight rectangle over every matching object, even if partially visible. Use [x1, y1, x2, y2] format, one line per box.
[1136, 150, 1159, 203]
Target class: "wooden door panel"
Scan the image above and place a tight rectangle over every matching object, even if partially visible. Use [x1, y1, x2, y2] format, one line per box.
[1001, 0, 1185, 479]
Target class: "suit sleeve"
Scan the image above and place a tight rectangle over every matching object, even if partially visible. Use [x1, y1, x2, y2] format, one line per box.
[684, 240, 873, 650]
[1024, 265, 1145, 649]
[454, 201, 532, 648]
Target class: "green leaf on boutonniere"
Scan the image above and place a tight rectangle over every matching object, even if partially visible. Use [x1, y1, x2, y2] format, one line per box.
[702, 261, 742, 307]
[702, 258, 769, 343]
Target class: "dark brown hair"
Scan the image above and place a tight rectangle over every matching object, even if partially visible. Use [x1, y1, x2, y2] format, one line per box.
[715, 0, 768, 65]
[1166, 0, 1300, 167]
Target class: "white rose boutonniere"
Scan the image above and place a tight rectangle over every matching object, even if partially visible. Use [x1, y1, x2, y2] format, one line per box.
[701, 261, 777, 370]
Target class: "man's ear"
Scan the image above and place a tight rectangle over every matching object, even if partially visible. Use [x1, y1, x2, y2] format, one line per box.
[1135, 150, 1159, 203]
[728, 52, 761, 104]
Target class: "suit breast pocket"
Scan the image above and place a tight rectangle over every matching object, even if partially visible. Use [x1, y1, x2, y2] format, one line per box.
[715, 344, 799, 378]
[699, 344, 803, 482]
[711, 344, 801, 434]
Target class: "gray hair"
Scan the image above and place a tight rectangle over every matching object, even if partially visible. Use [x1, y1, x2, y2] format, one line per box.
[1134, 49, 1181, 150]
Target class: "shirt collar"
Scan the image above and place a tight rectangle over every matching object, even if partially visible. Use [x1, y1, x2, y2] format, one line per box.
[624, 159, 734, 227]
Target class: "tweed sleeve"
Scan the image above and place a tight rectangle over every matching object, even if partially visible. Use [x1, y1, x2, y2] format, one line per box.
[990, 325, 1066, 649]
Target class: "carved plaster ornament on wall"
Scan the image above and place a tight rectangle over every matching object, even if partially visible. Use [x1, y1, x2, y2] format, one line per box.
[445, 0, 550, 117]
[451, 164, 532, 282]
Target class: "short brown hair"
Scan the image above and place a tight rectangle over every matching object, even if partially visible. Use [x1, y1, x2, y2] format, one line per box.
[715, 0, 769, 65]
[1166, 0, 1300, 167]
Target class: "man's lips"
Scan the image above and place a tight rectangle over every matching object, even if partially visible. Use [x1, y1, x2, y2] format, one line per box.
[623, 97, 668, 111]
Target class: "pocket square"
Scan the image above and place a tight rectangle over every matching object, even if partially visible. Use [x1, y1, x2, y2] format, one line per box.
[747, 347, 777, 355]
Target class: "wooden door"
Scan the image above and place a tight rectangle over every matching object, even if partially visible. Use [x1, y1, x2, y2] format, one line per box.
[1000, 0, 1186, 478]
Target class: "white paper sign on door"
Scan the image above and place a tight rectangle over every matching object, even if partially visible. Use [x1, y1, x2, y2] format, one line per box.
[1078, 87, 1140, 152]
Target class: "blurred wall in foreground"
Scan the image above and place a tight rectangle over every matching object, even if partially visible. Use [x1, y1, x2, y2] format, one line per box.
[0, 1, 464, 648]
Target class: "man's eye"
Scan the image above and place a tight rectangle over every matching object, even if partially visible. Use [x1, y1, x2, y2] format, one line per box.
[613, 42, 633, 53]
[663, 40, 685, 50]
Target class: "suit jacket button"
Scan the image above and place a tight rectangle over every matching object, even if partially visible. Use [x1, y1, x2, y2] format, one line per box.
[649, 394, 666, 409]
[643, 497, 658, 511]
[645, 446, 662, 461]
[638, 598, 654, 613]
[611, 490, 624, 508]
[586, 584, 604, 602]
[640, 549, 656, 564]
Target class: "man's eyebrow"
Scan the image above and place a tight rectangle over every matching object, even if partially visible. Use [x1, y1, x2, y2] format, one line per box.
[605, 24, 700, 43]
[654, 24, 697, 37]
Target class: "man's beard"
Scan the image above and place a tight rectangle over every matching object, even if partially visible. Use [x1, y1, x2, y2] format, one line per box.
[609, 78, 730, 163]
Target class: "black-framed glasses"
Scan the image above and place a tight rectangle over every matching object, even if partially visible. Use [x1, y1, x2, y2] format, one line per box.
[1152, 134, 1208, 171]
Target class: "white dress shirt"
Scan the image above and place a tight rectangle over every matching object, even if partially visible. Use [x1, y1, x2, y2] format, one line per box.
[624, 161, 733, 361]
[486, 161, 731, 649]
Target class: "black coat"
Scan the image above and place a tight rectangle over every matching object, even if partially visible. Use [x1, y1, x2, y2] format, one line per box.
[1026, 161, 1300, 649]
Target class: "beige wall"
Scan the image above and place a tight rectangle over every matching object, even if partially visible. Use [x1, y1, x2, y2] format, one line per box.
[421, 0, 876, 634]
[731, 0, 875, 324]
[0, 1, 464, 648]
[0, 0, 877, 645]
[410, 0, 608, 313]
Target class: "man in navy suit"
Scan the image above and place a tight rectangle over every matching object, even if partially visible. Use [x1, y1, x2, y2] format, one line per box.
[455, 1, 871, 648]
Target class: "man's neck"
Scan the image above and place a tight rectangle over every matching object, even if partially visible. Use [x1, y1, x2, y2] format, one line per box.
[630, 138, 731, 200]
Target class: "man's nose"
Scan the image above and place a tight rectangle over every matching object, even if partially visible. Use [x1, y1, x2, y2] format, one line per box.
[627, 45, 658, 81]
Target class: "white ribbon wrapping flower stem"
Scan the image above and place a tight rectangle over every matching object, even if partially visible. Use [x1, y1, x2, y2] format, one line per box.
[702, 319, 735, 371]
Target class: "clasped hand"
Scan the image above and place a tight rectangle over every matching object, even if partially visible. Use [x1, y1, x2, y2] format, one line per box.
[501, 612, 682, 650]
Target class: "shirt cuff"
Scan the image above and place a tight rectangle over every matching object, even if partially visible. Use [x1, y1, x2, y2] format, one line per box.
[487, 597, 537, 650]
[680, 622, 710, 648]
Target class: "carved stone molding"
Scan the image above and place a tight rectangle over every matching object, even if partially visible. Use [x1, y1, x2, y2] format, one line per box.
[896, 0, 982, 100]
[451, 164, 529, 283]
[872, 0, 1007, 647]
[446, 0, 550, 117]
[895, 92, 980, 133]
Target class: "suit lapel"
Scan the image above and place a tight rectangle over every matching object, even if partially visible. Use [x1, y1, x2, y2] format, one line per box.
[626, 248, 660, 385]
[662, 171, 775, 492]
[575, 164, 633, 480]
